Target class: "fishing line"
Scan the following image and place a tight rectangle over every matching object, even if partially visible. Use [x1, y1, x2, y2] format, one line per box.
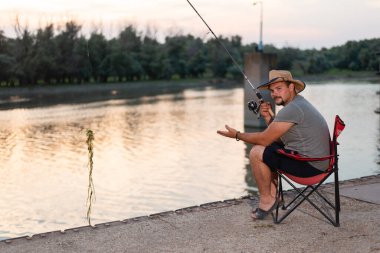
[185, 0, 273, 117]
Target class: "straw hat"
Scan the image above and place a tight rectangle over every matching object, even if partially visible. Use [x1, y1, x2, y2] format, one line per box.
[257, 70, 306, 93]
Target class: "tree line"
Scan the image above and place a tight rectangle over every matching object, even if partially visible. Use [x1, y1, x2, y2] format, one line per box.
[0, 21, 379, 86]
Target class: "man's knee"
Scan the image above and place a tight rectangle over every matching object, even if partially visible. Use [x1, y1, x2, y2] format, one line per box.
[249, 145, 266, 162]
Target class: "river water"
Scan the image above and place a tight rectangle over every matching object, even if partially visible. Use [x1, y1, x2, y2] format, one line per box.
[0, 81, 379, 240]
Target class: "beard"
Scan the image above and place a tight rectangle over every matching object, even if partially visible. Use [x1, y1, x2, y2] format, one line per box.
[274, 97, 285, 106]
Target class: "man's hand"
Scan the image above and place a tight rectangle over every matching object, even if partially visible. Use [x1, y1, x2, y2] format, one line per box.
[259, 102, 273, 121]
[217, 125, 238, 139]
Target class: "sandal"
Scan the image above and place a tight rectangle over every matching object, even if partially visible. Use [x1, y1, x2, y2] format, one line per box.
[251, 198, 279, 220]
[252, 197, 283, 214]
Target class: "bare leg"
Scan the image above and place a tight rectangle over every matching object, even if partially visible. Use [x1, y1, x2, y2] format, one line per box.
[250, 145, 276, 217]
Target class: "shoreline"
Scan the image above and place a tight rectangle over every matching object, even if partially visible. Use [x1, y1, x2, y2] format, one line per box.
[0, 73, 378, 110]
[0, 78, 240, 110]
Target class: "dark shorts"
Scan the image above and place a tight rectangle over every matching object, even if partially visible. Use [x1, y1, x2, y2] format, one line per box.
[263, 143, 324, 178]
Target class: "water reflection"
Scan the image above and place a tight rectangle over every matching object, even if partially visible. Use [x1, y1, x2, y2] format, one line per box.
[0, 81, 378, 240]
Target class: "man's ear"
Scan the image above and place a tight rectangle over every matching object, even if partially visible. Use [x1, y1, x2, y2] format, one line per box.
[289, 82, 296, 92]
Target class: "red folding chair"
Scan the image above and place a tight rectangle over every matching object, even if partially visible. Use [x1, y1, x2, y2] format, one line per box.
[273, 115, 345, 227]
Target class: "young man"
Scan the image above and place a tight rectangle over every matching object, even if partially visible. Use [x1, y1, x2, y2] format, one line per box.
[217, 70, 330, 219]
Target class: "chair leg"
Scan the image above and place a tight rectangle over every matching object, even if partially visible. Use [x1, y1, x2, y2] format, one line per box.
[274, 175, 285, 222]
[278, 176, 285, 210]
[334, 169, 340, 226]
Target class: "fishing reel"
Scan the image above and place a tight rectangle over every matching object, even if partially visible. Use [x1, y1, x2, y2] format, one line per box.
[248, 100, 275, 121]
[247, 100, 261, 116]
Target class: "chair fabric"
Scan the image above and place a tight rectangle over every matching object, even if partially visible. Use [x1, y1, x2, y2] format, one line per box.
[273, 115, 345, 227]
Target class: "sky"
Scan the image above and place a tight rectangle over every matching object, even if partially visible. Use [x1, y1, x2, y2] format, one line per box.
[0, 0, 379, 49]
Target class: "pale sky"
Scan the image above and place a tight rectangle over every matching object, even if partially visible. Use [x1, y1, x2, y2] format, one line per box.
[0, 0, 379, 49]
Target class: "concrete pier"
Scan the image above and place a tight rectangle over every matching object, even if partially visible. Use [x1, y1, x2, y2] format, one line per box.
[1, 174, 379, 253]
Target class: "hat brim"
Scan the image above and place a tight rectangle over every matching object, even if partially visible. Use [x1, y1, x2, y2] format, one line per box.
[257, 77, 306, 93]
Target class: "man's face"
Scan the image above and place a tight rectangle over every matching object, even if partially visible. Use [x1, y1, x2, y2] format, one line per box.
[269, 81, 294, 106]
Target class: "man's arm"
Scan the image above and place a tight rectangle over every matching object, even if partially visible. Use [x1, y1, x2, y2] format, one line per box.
[217, 121, 294, 146]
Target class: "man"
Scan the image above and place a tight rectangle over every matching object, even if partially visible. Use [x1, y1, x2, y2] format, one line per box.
[217, 70, 330, 220]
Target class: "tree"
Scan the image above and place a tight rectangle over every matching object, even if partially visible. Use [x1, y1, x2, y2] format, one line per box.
[140, 32, 163, 80]
[206, 36, 231, 78]
[11, 28, 35, 85]
[72, 36, 92, 83]
[186, 37, 207, 78]
[116, 25, 143, 80]
[88, 32, 109, 82]
[164, 35, 189, 78]
[0, 30, 15, 84]
[306, 50, 331, 74]
[55, 21, 82, 83]
[32, 24, 58, 84]
[226, 35, 243, 79]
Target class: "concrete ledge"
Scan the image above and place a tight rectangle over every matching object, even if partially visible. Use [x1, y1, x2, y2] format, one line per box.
[1, 175, 379, 253]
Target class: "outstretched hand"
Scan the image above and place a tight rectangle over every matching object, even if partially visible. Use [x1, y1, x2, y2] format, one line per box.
[217, 125, 238, 139]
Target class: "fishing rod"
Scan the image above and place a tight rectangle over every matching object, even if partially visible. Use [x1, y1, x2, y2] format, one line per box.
[185, 0, 274, 118]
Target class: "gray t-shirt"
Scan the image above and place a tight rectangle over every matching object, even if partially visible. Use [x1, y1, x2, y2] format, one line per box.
[274, 95, 330, 171]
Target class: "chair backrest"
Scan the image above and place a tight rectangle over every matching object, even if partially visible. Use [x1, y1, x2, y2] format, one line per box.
[326, 115, 346, 172]
[333, 115, 346, 142]
[327, 115, 346, 171]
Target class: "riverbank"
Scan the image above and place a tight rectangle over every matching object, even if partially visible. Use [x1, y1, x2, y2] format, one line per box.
[0, 78, 239, 110]
[1, 175, 379, 253]
[299, 70, 380, 83]
[1, 71, 378, 110]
